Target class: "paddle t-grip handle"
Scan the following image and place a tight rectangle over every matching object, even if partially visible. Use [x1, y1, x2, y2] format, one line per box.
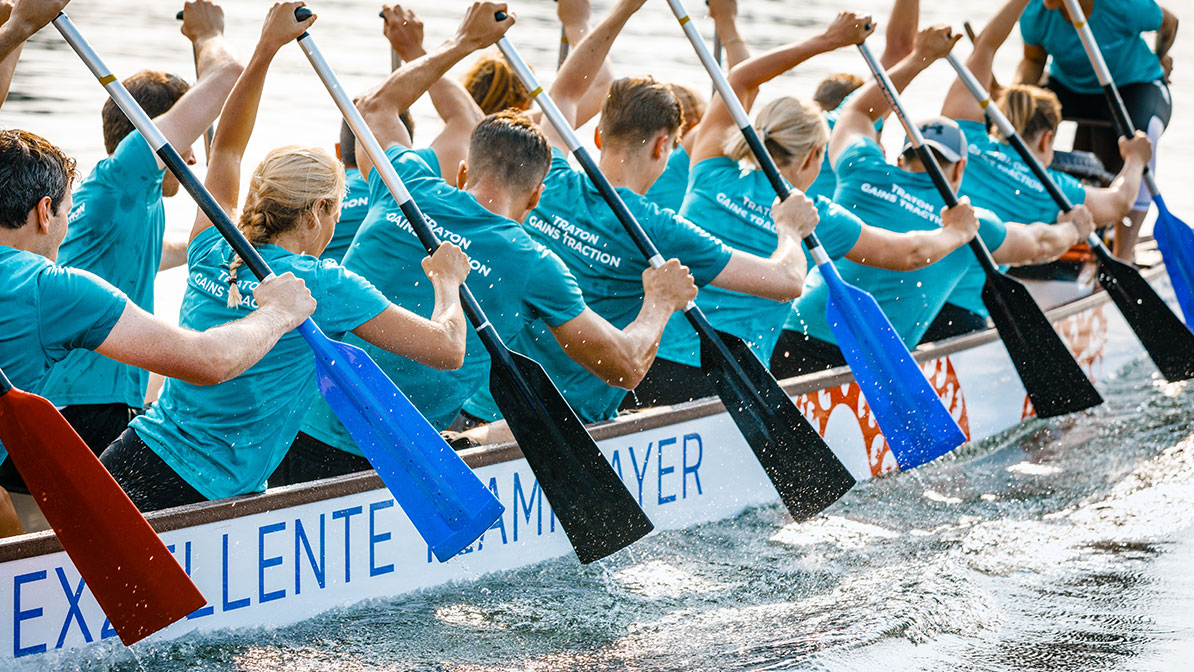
[178, 6, 313, 21]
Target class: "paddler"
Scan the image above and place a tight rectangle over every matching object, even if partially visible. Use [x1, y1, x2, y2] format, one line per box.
[1014, 0, 1178, 260]
[930, 0, 1152, 341]
[285, 2, 698, 484]
[778, 24, 1095, 375]
[95, 3, 474, 511]
[460, 0, 821, 425]
[37, 0, 244, 456]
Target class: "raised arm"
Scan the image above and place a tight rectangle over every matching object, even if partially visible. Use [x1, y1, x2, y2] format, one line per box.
[358, 1, 513, 179]
[829, 25, 960, 166]
[381, 5, 483, 184]
[190, 2, 314, 242]
[1082, 132, 1151, 225]
[558, 0, 614, 126]
[96, 272, 315, 386]
[156, 0, 244, 159]
[709, 0, 749, 69]
[1014, 42, 1048, 86]
[0, 0, 71, 109]
[549, 0, 645, 139]
[880, 0, 918, 67]
[691, 11, 873, 164]
[941, 0, 1029, 123]
[547, 259, 696, 388]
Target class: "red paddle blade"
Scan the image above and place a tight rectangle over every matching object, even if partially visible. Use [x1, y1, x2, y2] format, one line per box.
[0, 388, 206, 645]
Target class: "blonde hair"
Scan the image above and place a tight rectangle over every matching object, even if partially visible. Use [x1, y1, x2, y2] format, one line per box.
[227, 145, 345, 307]
[665, 82, 706, 135]
[462, 51, 531, 115]
[996, 84, 1062, 144]
[726, 97, 828, 169]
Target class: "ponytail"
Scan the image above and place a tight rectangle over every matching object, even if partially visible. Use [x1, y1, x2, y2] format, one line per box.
[462, 51, 531, 115]
[227, 145, 344, 307]
[995, 84, 1062, 144]
[725, 97, 828, 170]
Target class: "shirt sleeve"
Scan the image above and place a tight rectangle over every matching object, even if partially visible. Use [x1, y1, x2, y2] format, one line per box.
[645, 202, 733, 287]
[975, 209, 1010, 253]
[1019, 4, 1044, 47]
[98, 130, 165, 190]
[411, 147, 442, 177]
[38, 266, 129, 355]
[956, 120, 990, 145]
[814, 197, 865, 259]
[1130, 0, 1164, 33]
[833, 136, 886, 176]
[521, 245, 588, 327]
[311, 261, 392, 335]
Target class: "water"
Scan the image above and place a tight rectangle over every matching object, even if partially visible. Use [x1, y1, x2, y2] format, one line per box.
[3, 1, 1193, 670]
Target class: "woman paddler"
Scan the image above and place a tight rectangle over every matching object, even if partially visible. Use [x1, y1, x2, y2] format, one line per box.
[98, 3, 472, 512]
[627, 13, 981, 404]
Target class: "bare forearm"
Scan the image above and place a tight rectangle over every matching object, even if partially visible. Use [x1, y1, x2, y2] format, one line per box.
[729, 35, 833, 99]
[847, 227, 967, 270]
[158, 236, 189, 272]
[601, 303, 674, 389]
[713, 13, 749, 68]
[1014, 56, 1045, 86]
[1107, 156, 1146, 217]
[1156, 9, 1177, 59]
[191, 305, 296, 383]
[850, 53, 929, 122]
[426, 279, 468, 369]
[0, 40, 20, 109]
[881, 0, 919, 67]
[211, 44, 274, 166]
[552, 5, 632, 114]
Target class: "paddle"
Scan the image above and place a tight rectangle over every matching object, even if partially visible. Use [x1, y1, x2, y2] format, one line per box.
[1060, 0, 1194, 327]
[665, 0, 967, 468]
[945, 54, 1194, 381]
[856, 41, 1103, 418]
[53, 11, 502, 563]
[376, 10, 403, 71]
[174, 9, 214, 163]
[0, 367, 205, 645]
[557, 1, 569, 69]
[497, 33, 856, 518]
[293, 9, 653, 564]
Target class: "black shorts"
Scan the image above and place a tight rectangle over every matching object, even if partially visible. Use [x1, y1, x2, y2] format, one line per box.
[269, 431, 373, 488]
[98, 428, 205, 513]
[918, 303, 990, 344]
[769, 330, 847, 380]
[1045, 77, 1171, 174]
[619, 357, 714, 410]
[0, 402, 139, 494]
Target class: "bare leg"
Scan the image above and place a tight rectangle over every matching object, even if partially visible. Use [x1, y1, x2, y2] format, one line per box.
[1114, 210, 1146, 262]
[0, 487, 26, 538]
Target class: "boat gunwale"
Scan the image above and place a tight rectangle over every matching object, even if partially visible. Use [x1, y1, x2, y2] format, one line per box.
[0, 265, 1159, 563]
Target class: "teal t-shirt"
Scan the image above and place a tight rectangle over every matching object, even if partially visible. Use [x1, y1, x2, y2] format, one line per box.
[324, 151, 441, 263]
[656, 157, 862, 367]
[947, 119, 1088, 316]
[644, 145, 691, 212]
[41, 130, 165, 409]
[463, 148, 733, 424]
[301, 145, 588, 451]
[1020, 0, 1164, 94]
[0, 247, 127, 463]
[131, 227, 389, 500]
[321, 168, 370, 263]
[788, 137, 1008, 347]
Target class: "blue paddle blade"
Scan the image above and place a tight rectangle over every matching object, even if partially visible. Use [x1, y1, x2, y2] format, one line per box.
[297, 322, 504, 562]
[821, 266, 967, 470]
[1151, 194, 1194, 327]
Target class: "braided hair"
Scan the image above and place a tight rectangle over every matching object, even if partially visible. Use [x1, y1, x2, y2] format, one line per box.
[226, 145, 345, 307]
[462, 51, 532, 115]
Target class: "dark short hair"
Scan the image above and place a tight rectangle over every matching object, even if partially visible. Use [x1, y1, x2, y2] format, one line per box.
[0, 130, 78, 230]
[467, 110, 550, 195]
[339, 110, 414, 169]
[813, 73, 864, 112]
[598, 77, 683, 148]
[102, 71, 190, 154]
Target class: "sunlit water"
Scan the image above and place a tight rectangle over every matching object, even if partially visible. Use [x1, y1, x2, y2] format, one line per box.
[3, 0, 1193, 670]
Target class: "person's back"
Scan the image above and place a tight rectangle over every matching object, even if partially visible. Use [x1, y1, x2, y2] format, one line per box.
[39, 2, 243, 450]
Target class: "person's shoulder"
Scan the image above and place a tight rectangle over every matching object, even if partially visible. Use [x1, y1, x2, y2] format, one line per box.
[106, 129, 162, 176]
[690, 156, 741, 180]
[187, 225, 229, 266]
[384, 144, 438, 179]
[835, 136, 887, 174]
[815, 194, 862, 222]
[956, 119, 992, 144]
[38, 259, 126, 302]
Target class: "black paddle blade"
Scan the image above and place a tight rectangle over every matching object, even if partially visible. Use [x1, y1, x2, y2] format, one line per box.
[490, 349, 653, 563]
[1094, 250, 1194, 381]
[981, 270, 1103, 417]
[698, 328, 856, 521]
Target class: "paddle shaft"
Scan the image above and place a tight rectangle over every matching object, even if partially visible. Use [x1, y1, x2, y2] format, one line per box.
[175, 10, 214, 162]
[377, 11, 403, 70]
[855, 42, 1003, 276]
[294, 29, 526, 381]
[1060, 0, 1162, 199]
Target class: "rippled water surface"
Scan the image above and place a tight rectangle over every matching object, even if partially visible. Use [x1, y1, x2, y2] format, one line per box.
[3, 0, 1193, 670]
